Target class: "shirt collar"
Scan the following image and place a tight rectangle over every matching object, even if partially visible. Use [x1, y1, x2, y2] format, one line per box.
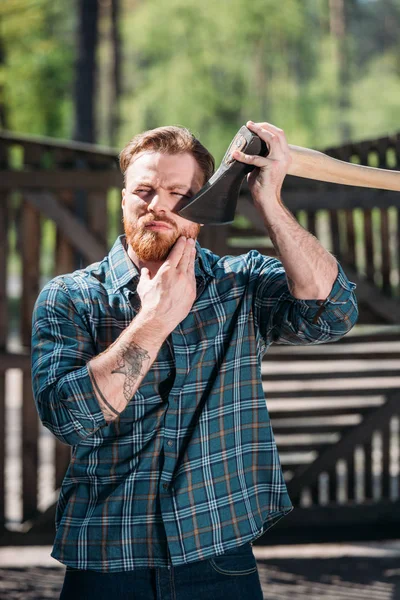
[108, 234, 215, 293]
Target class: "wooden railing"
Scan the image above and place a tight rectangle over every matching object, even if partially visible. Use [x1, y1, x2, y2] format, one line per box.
[0, 129, 399, 544]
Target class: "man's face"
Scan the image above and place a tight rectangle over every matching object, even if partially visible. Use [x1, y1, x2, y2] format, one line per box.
[121, 151, 204, 262]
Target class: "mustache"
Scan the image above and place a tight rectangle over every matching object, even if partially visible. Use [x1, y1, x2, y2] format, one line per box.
[123, 216, 176, 228]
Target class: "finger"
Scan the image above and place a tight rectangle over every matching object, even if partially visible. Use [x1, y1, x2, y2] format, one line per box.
[247, 120, 285, 137]
[188, 243, 197, 273]
[231, 148, 270, 167]
[140, 266, 150, 280]
[247, 121, 287, 148]
[165, 236, 187, 268]
[178, 238, 195, 271]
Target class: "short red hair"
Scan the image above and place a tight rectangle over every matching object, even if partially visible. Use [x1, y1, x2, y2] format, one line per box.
[119, 125, 215, 185]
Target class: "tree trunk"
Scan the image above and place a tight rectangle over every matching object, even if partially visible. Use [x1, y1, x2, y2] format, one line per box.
[0, 23, 8, 130]
[73, 0, 99, 143]
[109, 0, 121, 147]
[329, 0, 352, 143]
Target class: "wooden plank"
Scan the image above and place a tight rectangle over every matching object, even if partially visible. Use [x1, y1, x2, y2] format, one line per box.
[88, 191, 108, 250]
[346, 449, 356, 502]
[253, 499, 400, 538]
[0, 155, 8, 528]
[0, 129, 118, 156]
[267, 388, 395, 400]
[0, 194, 7, 350]
[273, 423, 360, 434]
[338, 263, 400, 323]
[52, 191, 77, 489]
[363, 208, 374, 283]
[21, 199, 41, 348]
[0, 371, 4, 529]
[380, 207, 391, 296]
[269, 407, 377, 419]
[282, 187, 400, 211]
[22, 370, 38, 522]
[381, 421, 391, 499]
[364, 440, 373, 500]
[0, 353, 31, 369]
[329, 209, 341, 257]
[263, 369, 400, 381]
[265, 351, 400, 361]
[269, 332, 400, 347]
[0, 169, 121, 190]
[345, 209, 356, 266]
[286, 391, 399, 499]
[24, 192, 106, 264]
[55, 190, 76, 276]
[198, 226, 231, 258]
[307, 210, 317, 237]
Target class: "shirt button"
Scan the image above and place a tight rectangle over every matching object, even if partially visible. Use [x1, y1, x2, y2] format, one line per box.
[162, 483, 169, 490]
[167, 440, 173, 447]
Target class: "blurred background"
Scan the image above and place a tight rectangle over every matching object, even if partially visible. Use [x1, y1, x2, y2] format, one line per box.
[1, 0, 400, 153]
[1, 1, 400, 598]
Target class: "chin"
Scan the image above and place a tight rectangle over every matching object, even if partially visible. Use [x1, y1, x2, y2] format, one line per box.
[126, 228, 178, 262]
[124, 218, 201, 262]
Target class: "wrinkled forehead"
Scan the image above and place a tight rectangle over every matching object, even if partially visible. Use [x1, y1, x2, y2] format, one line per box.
[125, 151, 203, 189]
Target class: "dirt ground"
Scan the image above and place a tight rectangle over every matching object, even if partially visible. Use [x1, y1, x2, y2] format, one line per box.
[1, 542, 400, 599]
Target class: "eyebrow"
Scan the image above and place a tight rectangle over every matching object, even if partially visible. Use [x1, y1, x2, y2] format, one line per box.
[132, 181, 194, 194]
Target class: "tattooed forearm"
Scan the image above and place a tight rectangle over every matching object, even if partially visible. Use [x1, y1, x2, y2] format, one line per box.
[88, 314, 167, 423]
[87, 362, 121, 421]
[111, 340, 151, 401]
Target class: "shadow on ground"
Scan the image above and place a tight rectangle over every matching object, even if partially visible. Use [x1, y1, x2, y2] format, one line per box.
[1, 557, 400, 599]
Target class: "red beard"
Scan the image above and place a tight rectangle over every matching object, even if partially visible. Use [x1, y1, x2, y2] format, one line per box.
[123, 216, 200, 262]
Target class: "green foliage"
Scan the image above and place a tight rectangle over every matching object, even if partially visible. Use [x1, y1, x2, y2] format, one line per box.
[0, 0, 75, 136]
[1, 0, 399, 158]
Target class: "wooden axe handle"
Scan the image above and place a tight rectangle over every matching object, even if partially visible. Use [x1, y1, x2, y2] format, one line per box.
[287, 144, 400, 192]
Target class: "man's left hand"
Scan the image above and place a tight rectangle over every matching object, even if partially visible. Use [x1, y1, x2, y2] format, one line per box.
[231, 120, 292, 203]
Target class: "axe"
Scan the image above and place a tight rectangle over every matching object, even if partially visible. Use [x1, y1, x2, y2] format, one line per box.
[178, 125, 400, 225]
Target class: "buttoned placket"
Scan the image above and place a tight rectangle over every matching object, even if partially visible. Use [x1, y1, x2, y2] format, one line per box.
[158, 270, 207, 566]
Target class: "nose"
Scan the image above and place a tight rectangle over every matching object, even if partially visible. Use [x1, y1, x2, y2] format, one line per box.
[147, 192, 169, 213]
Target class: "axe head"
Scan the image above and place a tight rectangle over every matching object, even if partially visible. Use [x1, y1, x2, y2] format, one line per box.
[178, 125, 268, 225]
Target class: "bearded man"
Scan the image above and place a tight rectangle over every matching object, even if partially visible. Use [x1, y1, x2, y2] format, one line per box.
[31, 121, 358, 599]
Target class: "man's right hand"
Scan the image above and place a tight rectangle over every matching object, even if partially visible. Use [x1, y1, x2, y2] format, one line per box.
[136, 236, 197, 335]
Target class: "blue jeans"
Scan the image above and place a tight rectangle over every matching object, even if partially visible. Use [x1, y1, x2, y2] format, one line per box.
[59, 541, 264, 599]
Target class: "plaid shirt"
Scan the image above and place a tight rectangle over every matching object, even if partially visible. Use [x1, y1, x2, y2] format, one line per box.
[31, 235, 358, 572]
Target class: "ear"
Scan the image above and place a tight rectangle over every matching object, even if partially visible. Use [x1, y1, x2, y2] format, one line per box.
[121, 188, 126, 208]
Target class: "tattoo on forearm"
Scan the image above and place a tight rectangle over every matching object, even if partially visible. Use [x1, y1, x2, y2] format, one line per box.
[87, 362, 120, 421]
[111, 340, 150, 401]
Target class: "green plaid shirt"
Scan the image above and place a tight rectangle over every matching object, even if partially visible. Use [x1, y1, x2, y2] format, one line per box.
[31, 235, 358, 572]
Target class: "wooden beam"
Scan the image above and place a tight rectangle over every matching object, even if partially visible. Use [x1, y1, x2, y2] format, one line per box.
[0, 170, 122, 190]
[238, 186, 400, 214]
[340, 263, 400, 323]
[24, 192, 107, 263]
[0, 353, 31, 370]
[0, 129, 118, 156]
[287, 390, 399, 499]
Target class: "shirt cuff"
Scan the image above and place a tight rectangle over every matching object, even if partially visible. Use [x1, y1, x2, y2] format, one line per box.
[296, 261, 357, 323]
[55, 364, 108, 434]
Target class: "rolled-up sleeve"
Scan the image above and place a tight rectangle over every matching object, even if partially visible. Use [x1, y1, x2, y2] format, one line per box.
[252, 253, 358, 348]
[31, 278, 108, 446]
